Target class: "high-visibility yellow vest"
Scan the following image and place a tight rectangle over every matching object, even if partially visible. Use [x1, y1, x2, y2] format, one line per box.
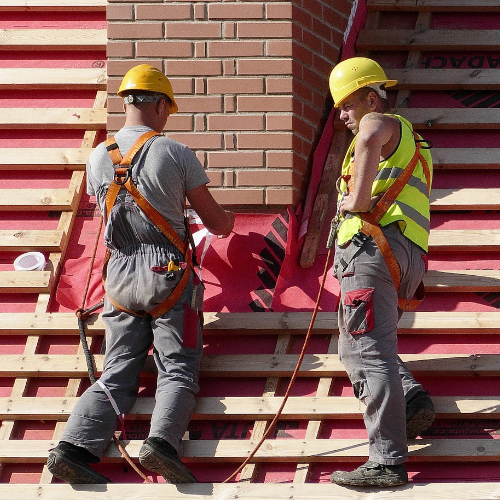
[337, 114, 433, 252]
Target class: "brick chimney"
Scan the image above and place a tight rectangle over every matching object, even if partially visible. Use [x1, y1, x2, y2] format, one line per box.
[106, 0, 354, 209]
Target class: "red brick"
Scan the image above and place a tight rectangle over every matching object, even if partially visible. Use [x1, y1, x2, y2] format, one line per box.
[209, 3, 264, 20]
[136, 4, 191, 20]
[207, 77, 264, 95]
[107, 41, 134, 58]
[266, 114, 293, 131]
[237, 58, 292, 76]
[223, 59, 236, 76]
[107, 22, 164, 39]
[266, 151, 293, 168]
[106, 60, 162, 77]
[136, 41, 193, 58]
[195, 41, 206, 57]
[211, 188, 264, 205]
[107, 114, 125, 132]
[164, 114, 195, 132]
[208, 41, 264, 58]
[170, 77, 194, 95]
[223, 22, 236, 38]
[194, 3, 205, 20]
[168, 132, 223, 150]
[265, 187, 297, 206]
[236, 169, 293, 187]
[266, 2, 293, 19]
[106, 4, 133, 21]
[208, 114, 264, 131]
[206, 170, 224, 187]
[166, 22, 221, 39]
[224, 170, 235, 187]
[195, 78, 204, 94]
[237, 21, 293, 38]
[237, 132, 293, 149]
[194, 115, 205, 131]
[176, 96, 223, 113]
[224, 133, 235, 149]
[224, 96, 236, 113]
[266, 40, 292, 57]
[266, 76, 293, 94]
[237, 95, 293, 112]
[207, 151, 264, 168]
[165, 59, 222, 76]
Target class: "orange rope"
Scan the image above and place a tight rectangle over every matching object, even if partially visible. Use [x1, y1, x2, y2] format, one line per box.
[223, 245, 333, 483]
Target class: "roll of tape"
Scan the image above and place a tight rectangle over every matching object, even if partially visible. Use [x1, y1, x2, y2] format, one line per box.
[13, 252, 46, 271]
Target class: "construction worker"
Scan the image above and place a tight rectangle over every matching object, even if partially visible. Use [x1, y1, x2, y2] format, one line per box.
[328, 57, 435, 487]
[47, 64, 234, 484]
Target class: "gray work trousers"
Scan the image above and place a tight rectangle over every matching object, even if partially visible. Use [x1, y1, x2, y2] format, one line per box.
[333, 223, 426, 465]
[61, 243, 203, 459]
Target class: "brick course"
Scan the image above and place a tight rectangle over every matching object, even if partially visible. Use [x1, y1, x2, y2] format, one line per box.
[107, 0, 355, 208]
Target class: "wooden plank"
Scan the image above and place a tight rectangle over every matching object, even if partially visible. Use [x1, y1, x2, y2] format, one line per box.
[429, 230, 500, 252]
[0, 188, 78, 211]
[0, 271, 51, 293]
[431, 148, 500, 170]
[0, 0, 107, 10]
[1, 483, 500, 500]
[336, 109, 500, 130]
[4, 311, 500, 336]
[390, 68, 500, 90]
[430, 188, 500, 210]
[0, 230, 64, 252]
[0, 353, 498, 377]
[0, 68, 106, 90]
[0, 108, 106, 129]
[1, 438, 499, 463]
[0, 395, 497, 420]
[0, 29, 106, 50]
[424, 269, 500, 292]
[0, 148, 91, 170]
[368, 0, 500, 12]
[357, 29, 500, 51]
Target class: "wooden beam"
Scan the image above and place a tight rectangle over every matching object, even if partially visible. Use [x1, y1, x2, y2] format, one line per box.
[0, 68, 106, 90]
[429, 230, 500, 252]
[368, 0, 500, 12]
[431, 148, 500, 170]
[3, 311, 500, 336]
[1, 438, 499, 462]
[0, 271, 51, 293]
[0, 29, 106, 50]
[390, 68, 500, 90]
[0, 0, 106, 10]
[0, 188, 76, 211]
[357, 30, 500, 51]
[0, 148, 91, 170]
[0, 395, 497, 421]
[430, 188, 500, 210]
[0, 230, 65, 252]
[0, 352, 497, 377]
[0, 108, 106, 129]
[336, 109, 500, 130]
[424, 270, 500, 292]
[1, 483, 500, 500]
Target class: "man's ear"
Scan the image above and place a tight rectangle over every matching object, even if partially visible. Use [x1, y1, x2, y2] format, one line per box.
[368, 90, 378, 110]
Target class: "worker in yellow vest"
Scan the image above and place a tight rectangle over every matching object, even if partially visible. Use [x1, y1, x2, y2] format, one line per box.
[328, 57, 435, 488]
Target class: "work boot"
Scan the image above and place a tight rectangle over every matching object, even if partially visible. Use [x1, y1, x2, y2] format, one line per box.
[406, 390, 435, 439]
[331, 460, 408, 487]
[139, 437, 198, 483]
[47, 441, 111, 484]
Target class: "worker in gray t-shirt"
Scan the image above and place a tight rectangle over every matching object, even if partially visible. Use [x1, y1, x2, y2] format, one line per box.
[47, 64, 234, 485]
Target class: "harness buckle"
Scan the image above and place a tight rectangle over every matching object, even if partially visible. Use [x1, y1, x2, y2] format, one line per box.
[114, 167, 131, 186]
[351, 231, 369, 247]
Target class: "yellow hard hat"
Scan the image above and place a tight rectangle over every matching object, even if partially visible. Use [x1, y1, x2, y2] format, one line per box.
[118, 64, 178, 114]
[329, 57, 397, 107]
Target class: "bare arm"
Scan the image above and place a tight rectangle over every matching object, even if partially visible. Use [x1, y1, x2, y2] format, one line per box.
[340, 113, 396, 215]
[186, 184, 234, 236]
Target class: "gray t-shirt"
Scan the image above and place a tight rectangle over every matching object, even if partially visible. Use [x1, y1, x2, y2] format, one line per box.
[87, 126, 209, 240]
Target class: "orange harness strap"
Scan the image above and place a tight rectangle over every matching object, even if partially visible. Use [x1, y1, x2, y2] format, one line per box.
[351, 132, 430, 311]
[103, 132, 194, 318]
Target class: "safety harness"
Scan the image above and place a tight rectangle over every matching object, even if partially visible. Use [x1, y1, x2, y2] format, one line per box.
[103, 131, 195, 318]
[337, 130, 432, 311]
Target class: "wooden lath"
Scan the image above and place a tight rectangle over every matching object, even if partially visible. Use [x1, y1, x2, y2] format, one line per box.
[0, 0, 106, 10]
[368, 0, 500, 13]
[0, 29, 106, 50]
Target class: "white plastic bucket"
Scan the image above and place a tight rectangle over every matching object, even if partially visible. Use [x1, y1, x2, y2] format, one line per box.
[13, 252, 46, 271]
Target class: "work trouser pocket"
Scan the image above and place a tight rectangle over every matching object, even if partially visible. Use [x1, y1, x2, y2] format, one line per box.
[182, 303, 201, 349]
[343, 287, 375, 335]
